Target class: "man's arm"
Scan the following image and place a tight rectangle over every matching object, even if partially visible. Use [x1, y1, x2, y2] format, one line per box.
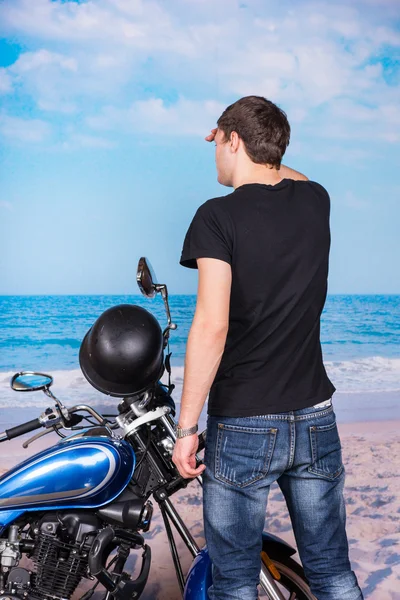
[279, 164, 309, 181]
[172, 257, 231, 478]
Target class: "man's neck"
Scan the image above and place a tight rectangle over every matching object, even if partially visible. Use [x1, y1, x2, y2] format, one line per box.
[232, 167, 283, 190]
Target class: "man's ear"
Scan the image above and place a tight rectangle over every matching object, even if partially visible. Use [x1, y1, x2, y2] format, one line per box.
[230, 131, 240, 153]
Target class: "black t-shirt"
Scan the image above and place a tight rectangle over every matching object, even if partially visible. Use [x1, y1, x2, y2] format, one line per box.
[179, 179, 336, 417]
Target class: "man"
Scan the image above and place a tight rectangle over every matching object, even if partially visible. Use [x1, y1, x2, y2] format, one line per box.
[172, 96, 363, 600]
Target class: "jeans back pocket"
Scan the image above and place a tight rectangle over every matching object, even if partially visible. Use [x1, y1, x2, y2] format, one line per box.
[308, 420, 344, 480]
[215, 423, 277, 487]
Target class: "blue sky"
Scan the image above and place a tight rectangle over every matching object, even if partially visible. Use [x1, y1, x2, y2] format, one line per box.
[0, 0, 399, 295]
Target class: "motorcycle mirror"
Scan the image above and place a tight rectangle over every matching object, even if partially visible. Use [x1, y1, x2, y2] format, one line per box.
[137, 257, 158, 298]
[136, 256, 178, 342]
[11, 371, 53, 392]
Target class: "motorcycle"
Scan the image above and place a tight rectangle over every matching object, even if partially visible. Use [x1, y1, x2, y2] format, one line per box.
[0, 257, 316, 600]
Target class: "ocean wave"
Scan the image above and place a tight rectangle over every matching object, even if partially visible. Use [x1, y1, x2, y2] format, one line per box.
[0, 357, 399, 408]
[0, 368, 184, 409]
[0, 370, 112, 409]
[171, 359, 400, 395]
[325, 356, 400, 393]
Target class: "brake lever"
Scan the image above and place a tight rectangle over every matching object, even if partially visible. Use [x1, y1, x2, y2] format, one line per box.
[23, 425, 61, 449]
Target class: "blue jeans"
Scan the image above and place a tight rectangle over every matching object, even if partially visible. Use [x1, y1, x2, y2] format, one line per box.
[202, 401, 364, 600]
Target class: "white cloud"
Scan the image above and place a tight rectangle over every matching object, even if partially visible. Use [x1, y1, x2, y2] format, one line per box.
[286, 138, 373, 166]
[0, 0, 197, 54]
[0, 69, 13, 94]
[87, 97, 226, 136]
[8, 49, 79, 113]
[309, 99, 400, 143]
[12, 49, 77, 73]
[5, 45, 145, 114]
[0, 0, 399, 147]
[61, 132, 116, 149]
[0, 115, 51, 143]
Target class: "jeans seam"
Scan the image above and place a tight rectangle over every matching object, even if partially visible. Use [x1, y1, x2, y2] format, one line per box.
[250, 405, 334, 421]
[308, 421, 344, 480]
[217, 423, 277, 433]
[264, 427, 278, 475]
[287, 420, 295, 470]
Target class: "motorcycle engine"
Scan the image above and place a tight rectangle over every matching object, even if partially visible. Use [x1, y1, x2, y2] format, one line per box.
[0, 513, 101, 600]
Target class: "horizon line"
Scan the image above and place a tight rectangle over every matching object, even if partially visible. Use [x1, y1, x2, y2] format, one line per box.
[0, 293, 400, 298]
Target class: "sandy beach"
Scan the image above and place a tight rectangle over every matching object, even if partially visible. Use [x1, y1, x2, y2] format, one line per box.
[0, 415, 399, 599]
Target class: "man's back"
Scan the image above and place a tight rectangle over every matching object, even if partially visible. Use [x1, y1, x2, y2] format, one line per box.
[180, 178, 335, 416]
[175, 96, 362, 600]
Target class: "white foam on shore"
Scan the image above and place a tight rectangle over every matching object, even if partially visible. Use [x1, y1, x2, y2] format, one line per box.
[0, 356, 399, 408]
[0, 368, 185, 408]
[169, 357, 400, 394]
[325, 356, 400, 393]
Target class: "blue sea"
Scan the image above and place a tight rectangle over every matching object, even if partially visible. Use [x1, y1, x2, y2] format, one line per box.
[0, 295, 399, 419]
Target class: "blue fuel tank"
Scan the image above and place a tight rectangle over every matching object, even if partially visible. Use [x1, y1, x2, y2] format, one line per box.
[0, 436, 135, 529]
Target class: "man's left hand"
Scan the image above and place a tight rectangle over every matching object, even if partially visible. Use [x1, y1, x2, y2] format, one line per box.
[172, 434, 206, 479]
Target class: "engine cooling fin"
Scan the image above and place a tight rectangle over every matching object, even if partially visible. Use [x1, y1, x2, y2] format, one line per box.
[30, 532, 89, 600]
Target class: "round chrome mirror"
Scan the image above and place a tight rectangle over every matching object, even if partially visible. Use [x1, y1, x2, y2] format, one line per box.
[11, 372, 53, 392]
[137, 257, 158, 298]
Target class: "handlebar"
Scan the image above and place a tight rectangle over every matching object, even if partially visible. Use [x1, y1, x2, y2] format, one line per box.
[1, 418, 42, 442]
[0, 406, 94, 444]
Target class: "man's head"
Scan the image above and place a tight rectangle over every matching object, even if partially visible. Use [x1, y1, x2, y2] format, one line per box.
[214, 95, 290, 187]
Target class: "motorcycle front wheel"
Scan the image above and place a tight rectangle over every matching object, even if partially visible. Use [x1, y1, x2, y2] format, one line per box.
[259, 552, 317, 600]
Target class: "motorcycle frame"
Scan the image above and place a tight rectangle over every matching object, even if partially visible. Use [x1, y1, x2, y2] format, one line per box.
[154, 488, 201, 594]
[126, 412, 202, 595]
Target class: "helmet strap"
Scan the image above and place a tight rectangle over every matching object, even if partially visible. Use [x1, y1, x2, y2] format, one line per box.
[165, 338, 175, 395]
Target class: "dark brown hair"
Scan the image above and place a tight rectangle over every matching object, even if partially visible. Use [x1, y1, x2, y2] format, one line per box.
[216, 95, 290, 168]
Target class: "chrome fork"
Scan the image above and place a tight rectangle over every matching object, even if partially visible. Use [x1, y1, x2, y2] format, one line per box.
[259, 567, 287, 600]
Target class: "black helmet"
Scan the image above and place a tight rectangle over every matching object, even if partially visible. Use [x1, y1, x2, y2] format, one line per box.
[79, 304, 165, 397]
